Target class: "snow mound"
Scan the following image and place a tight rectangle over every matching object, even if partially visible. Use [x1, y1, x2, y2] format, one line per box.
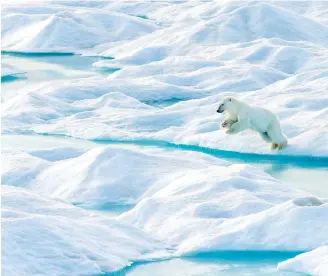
[117, 163, 312, 252]
[1, 62, 25, 77]
[120, 179, 328, 254]
[102, 3, 328, 60]
[278, 246, 328, 276]
[189, 3, 328, 45]
[2, 8, 158, 53]
[1, 185, 168, 276]
[2, 146, 229, 205]
[1, 149, 50, 187]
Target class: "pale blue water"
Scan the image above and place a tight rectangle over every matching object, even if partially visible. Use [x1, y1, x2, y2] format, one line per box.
[2, 54, 325, 276]
[104, 252, 306, 276]
[1, 51, 116, 101]
[3, 133, 328, 197]
[143, 97, 191, 108]
[73, 202, 134, 217]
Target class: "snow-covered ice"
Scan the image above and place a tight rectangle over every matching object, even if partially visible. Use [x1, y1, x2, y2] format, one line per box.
[2, 2, 159, 53]
[1, 62, 25, 79]
[278, 246, 328, 276]
[1, 185, 169, 276]
[119, 167, 328, 254]
[2, 77, 327, 155]
[2, 2, 328, 156]
[2, 145, 229, 205]
[2, 0, 328, 274]
[4, 144, 327, 256]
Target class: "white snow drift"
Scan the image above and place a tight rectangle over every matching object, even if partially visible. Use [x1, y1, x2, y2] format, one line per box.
[4, 145, 328, 257]
[2, 145, 229, 205]
[1, 185, 168, 276]
[1, 62, 25, 78]
[278, 246, 328, 276]
[2, 3, 158, 53]
[119, 167, 328, 254]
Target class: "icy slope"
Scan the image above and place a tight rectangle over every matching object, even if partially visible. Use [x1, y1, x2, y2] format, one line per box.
[278, 246, 328, 276]
[2, 5, 158, 53]
[119, 164, 328, 254]
[1, 62, 25, 78]
[100, 3, 328, 60]
[1, 185, 168, 276]
[2, 145, 229, 205]
[2, 149, 51, 187]
[5, 145, 327, 256]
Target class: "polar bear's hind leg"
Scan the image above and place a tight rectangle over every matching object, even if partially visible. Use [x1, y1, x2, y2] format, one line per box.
[267, 121, 288, 150]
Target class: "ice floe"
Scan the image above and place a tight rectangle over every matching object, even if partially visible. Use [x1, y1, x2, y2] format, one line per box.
[1, 62, 25, 80]
[119, 165, 328, 254]
[278, 246, 328, 276]
[2, 75, 327, 156]
[2, 2, 159, 53]
[1, 146, 229, 205]
[2, 2, 328, 156]
[1, 185, 169, 276]
[2, 0, 328, 274]
[4, 145, 327, 257]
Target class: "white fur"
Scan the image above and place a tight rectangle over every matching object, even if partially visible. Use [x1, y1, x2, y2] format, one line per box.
[218, 97, 288, 150]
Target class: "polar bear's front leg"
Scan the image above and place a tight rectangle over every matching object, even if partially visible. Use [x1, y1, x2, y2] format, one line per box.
[221, 118, 237, 129]
[225, 121, 247, 134]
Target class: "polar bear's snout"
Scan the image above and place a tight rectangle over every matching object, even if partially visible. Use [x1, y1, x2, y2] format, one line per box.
[217, 104, 225, 113]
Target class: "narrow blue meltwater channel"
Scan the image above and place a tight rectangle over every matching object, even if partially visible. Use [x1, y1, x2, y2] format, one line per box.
[3, 133, 328, 198]
[91, 138, 328, 198]
[104, 252, 306, 276]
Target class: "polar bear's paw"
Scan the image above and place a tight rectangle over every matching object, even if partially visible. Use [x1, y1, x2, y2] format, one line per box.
[271, 143, 279, 150]
[271, 141, 288, 150]
[278, 141, 288, 150]
[221, 119, 237, 129]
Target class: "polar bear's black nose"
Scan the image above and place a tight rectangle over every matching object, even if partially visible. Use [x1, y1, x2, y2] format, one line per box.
[217, 105, 224, 113]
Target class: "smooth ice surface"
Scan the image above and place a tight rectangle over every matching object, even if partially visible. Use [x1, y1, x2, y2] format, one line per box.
[1, 53, 108, 101]
[1, 185, 169, 276]
[278, 246, 328, 276]
[1, 134, 101, 151]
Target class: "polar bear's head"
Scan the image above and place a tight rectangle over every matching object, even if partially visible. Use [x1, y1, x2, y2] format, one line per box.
[217, 97, 238, 114]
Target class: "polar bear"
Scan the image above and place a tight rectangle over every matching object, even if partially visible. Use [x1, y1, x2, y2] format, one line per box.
[217, 97, 288, 150]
